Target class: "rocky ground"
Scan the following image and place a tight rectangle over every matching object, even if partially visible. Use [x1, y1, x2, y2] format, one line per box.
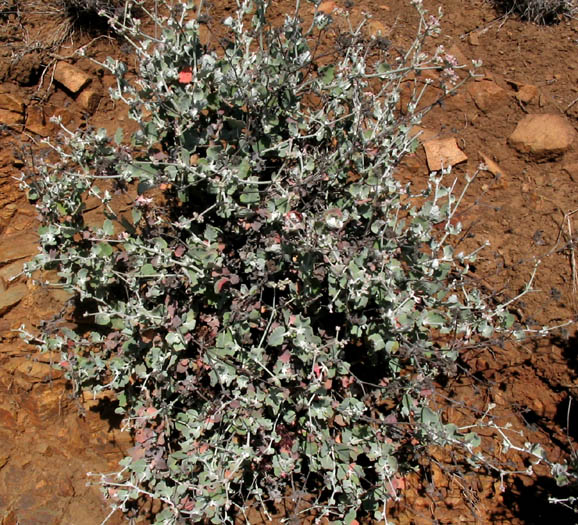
[1, 0, 578, 523]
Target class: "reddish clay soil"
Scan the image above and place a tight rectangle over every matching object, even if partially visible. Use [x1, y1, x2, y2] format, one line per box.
[1, 0, 578, 523]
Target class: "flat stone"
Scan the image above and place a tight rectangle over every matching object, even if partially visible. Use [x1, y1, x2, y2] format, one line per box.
[479, 152, 508, 188]
[0, 283, 28, 316]
[76, 87, 101, 113]
[468, 32, 480, 46]
[4, 357, 55, 383]
[0, 93, 25, 113]
[443, 92, 470, 113]
[25, 105, 77, 137]
[509, 114, 577, 159]
[516, 84, 539, 104]
[0, 150, 20, 169]
[423, 137, 468, 171]
[467, 80, 509, 113]
[53, 62, 92, 94]
[0, 231, 39, 264]
[479, 152, 507, 178]
[0, 260, 26, 284]
[24, 105, 47, 135]
[0, 109, 24, 127]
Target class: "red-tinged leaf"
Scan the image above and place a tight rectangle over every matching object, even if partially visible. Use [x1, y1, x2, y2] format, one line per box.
[174, 245, 186, 257]
[324, 378, 333, 390]
[135, 428, 154, 444]
[145, 407, 158, 417]
[176, 358, 189, 374]
[341, 375, 355, 388]
[420, 388, 433, 398]
[384, 413, 398, 424]
[180, 496, 195, 511]
[279, 349, 291, 364]
[214, 277, 230, 293]
[128, 445, 146, 461]
[313, 363, 322, 379]
[178, 67, 193, 84]
[334, 414, 346, 426]
[392, 475, 406, 491]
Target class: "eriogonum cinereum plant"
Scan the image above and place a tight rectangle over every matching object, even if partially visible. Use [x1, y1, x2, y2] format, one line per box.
[20, 0, 551, 522]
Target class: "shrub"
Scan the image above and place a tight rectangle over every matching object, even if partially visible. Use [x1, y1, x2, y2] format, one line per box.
[493, 0, 576, 23]
[20, 0, 549, 522]
[58, 0, 123, 33]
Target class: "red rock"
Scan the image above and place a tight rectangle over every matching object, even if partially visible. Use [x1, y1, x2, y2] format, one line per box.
[0, 93, 25, 113]
[0, 109, 24, 127]
[509, 114, 577, 159]
[467, 80, 509, 113]
[0, 261, 26, 284]
[76, 88, 101, 113]
[423, 137, 468, 171]
[25, 105, 78, 137]
[53, 62, 92, 94]
[443, 92, 470, 113]
[0, 283, 27, 315]
[24, 105, 47, 135]
[516, 84, 539, 104]
[0, 231, 38, 264]
[5, 357, 55, 383]
[468, 32, 480, 46]
[479, 152, 508, 188]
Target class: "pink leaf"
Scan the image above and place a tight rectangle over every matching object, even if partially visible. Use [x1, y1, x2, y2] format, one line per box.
[214, 277, 230, 293]
[392, 475, 406, 491]
[279, 350, 291, 364]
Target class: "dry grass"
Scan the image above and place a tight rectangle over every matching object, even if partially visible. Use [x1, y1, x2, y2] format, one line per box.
[494, 0, 577, 23]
